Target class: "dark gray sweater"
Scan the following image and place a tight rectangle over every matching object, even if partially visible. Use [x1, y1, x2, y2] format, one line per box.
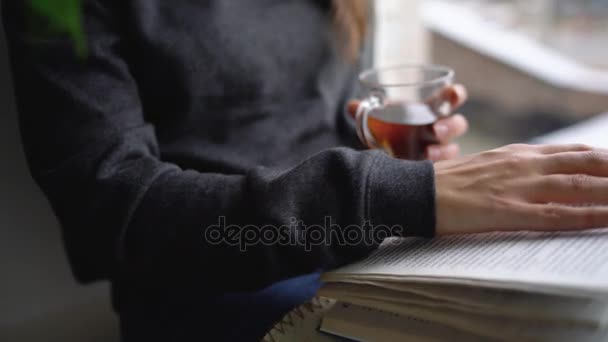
[3, 0, 435, 339]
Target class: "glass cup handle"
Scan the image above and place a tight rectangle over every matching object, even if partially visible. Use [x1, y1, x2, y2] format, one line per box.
[355, 97, 381, 149]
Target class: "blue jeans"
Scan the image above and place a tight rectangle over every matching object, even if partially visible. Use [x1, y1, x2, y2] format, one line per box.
[119, 272, 322, 341]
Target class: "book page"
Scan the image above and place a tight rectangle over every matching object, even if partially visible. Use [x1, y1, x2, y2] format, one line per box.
[321, 302, 489, 342]
[323, 229, 608, 295]
[319, 282, 608, 327]
[322, 300, 608, 342]
[533, 112, 608, 148]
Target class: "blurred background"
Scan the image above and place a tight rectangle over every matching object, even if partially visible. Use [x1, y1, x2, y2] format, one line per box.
[377, 0, 608, 152]
[0, 0, 607, 341]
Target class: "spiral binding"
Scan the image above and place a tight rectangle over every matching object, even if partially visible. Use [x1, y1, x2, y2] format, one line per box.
[262, 297, 335, 342]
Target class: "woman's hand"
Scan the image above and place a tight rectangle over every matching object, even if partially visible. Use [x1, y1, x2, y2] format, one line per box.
[435, 144, 608, 235]
[428, 112, 468, 162]
[348, 84, 469, 162]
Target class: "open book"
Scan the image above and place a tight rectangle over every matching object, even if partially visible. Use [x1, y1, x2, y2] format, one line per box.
[319, 229, 608, 341]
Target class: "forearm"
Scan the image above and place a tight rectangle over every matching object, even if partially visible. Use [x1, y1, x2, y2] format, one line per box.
[70, 145, 435, 291]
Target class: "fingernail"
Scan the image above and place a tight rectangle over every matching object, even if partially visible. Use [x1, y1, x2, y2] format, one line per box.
[428, 146, 441, 160]
[453, 84, 468, 104]
[434, 123, 448, 139]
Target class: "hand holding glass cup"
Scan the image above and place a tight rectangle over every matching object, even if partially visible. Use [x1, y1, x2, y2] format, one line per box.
[348, 65, 468, 161]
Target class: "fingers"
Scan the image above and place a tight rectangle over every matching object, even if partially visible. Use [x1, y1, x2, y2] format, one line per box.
[426, 84, 468, 115]
[427, 144, 460, 162]
[443, 84, 468, 111]
[433, 114, 468, 143]
[539, 151, 608, 176]
[536, 144, 594, 154]
[497, 143, 594, 154]
[526, 174, 608, 204]
[514, 203, 608, 232]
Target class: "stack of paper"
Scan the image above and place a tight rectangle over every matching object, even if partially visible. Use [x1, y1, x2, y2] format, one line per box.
[319, 230, 608, 341]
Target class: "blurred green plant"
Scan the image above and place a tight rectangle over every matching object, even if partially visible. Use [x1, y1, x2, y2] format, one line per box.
[28, 0, 87, 57]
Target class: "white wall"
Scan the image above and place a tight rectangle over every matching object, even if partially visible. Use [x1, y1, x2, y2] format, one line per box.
[374, 0, 429, 67]
[0, 8, 118, 342]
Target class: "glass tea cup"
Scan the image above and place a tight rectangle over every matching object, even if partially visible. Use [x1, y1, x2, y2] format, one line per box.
[355, 65, 457, 160]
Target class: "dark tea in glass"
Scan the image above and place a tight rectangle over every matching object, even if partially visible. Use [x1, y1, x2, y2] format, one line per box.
[355, 65, 456, 161]
[367, 102, 439, 160]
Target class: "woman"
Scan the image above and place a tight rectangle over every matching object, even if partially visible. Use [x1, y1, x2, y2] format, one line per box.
[4, 0, 608, 340]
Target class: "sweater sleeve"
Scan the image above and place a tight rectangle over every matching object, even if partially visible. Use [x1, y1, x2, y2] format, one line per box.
[2, 1, 435, 291]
